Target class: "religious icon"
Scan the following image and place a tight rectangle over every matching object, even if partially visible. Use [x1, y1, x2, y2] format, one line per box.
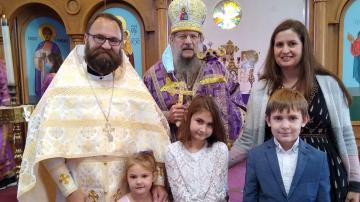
[342, 0, 360, 121]
[240, 50, 259, 92]
[116, 16, 135, 67]
[348, 31, 360, 86]
[33, 24, 62, 99]
[179, 7, 188, 21]
[123, 30, 135, 66]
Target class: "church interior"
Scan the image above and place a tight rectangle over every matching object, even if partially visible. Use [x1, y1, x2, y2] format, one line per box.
[0, 0, 359, 201]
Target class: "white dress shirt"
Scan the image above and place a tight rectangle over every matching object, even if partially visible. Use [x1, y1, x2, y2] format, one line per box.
[274, 137, 299, 195]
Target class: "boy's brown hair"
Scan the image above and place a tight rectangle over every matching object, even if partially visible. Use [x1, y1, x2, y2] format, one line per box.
[265, 88, 309, 118]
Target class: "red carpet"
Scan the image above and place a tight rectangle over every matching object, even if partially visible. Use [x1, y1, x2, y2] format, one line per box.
[0, 186, 17, 202]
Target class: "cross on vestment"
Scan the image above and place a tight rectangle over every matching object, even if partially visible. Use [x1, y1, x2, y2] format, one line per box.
[59, 173, 70, 185]
[103, 122, 115, 142]
[88, 190, 99, 202]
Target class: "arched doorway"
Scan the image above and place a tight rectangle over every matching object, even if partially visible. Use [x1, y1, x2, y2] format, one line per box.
[10, 3, 70, 104]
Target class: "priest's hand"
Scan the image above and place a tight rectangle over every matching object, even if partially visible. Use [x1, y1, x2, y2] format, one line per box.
[152, 185, 168, 202]
[165, 104, 186, 124]
[345, 191, 359, 202]
[66, 189, 86, 202]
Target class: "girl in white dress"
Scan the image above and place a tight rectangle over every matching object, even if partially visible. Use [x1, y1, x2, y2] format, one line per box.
[117, 151, 157, 202]
[165, 95, 229, 202]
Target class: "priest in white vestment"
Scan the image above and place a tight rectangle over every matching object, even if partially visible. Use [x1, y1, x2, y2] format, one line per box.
[17, 13, 170, 202]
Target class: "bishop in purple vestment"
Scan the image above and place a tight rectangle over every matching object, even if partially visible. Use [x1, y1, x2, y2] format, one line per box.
[144, 1, 247, 201]
[0, 59, 16, 189]
[144, 52, 245, 142]
[143, 0, 244, 143]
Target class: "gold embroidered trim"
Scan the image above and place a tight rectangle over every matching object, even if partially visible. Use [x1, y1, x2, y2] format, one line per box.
[150, 67, 168, 111]
[41, 120, 165, 133]
[112, 189, 122, 201]
[199, 75, 226, 85]
[88, 190, 99, 202]
[156, 163, 165, 177]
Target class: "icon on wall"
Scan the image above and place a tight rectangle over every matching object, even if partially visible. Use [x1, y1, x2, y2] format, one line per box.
[342, 0, 360, 120]
[25, 17, 70, 104]
[116, 15, 135, 67]
[34, 24, 62, 99]
[213, 0, 242, 30]
[347, 32, 360, 86]
[104, 7, 143, 76]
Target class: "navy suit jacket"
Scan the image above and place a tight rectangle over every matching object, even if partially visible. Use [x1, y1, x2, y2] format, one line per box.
[243, 138, 330, 202]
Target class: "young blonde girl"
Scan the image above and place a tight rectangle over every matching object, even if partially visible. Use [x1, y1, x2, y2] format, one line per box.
[165, 95, 228, 202]
[117, 151, 157, 202]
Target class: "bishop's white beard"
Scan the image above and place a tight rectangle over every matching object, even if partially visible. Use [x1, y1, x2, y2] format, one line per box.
[173, 53, 202, 88]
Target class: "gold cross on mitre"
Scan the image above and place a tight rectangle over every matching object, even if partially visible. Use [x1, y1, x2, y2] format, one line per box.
[59, 173, 70, 185]
[160, 77, 193, 105]
[103, 122, 115, 142]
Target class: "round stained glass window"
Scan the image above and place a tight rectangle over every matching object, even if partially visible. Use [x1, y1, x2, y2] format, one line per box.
[213, 0, 242, 29]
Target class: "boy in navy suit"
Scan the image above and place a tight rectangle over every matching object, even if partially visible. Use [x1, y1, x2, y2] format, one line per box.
[243, 88, 330, 202]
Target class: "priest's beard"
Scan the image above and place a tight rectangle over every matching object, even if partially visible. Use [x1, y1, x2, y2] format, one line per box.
[173, 50, 202, 89]
[84, 43, 123, 76]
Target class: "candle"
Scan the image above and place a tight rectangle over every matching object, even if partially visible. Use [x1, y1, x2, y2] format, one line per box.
[1, 15, 15, 85]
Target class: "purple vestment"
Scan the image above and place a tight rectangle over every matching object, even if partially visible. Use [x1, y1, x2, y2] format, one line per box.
[144, 58, 245, 142]
[0, 59, 16, 188]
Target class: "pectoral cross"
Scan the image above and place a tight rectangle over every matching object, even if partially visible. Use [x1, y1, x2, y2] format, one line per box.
[103, 122, 115, 142]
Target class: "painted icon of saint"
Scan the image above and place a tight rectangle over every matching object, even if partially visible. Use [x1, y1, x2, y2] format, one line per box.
[33, 25, 62, 99]
[348, 32, 360, 85]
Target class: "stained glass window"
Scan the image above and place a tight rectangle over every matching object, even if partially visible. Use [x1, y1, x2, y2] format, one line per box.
[213, 0, 242, 29]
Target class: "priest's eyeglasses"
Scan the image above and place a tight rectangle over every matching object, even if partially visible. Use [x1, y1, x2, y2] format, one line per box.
[87, 33, 122, 46]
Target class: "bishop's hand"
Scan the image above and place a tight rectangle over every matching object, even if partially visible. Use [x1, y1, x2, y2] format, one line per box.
[165, 104, 187, 124]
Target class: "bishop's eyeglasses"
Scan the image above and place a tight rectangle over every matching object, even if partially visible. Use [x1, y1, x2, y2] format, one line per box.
[87, 33, 122, 46]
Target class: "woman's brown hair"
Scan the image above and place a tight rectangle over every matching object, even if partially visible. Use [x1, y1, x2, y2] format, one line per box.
[260, 19, 352, 105]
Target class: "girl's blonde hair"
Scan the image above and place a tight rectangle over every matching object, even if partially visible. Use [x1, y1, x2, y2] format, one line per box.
[122, 151, 157, 192]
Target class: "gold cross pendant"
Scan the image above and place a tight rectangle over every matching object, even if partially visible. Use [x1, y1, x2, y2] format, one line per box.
[103, 122, 115, 142]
